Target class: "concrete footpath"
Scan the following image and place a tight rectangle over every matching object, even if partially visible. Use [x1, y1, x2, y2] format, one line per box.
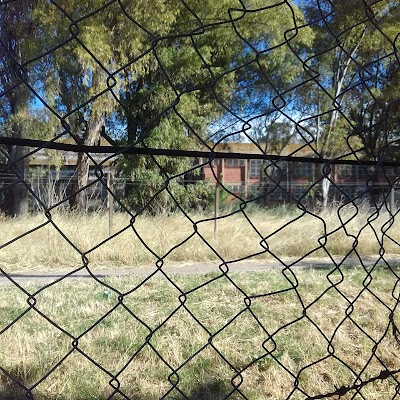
[1, 255, 400, 286]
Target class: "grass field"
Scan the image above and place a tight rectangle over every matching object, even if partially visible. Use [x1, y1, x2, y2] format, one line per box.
[1, 267, 400, 399]
[0, 205, 399, 271]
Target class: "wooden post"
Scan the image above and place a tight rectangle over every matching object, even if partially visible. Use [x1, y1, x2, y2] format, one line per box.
[214, 178, 219, 238]
[244, 159, 248, 199]
[107, 172, 114, 236]
[214, 161, 224, 238]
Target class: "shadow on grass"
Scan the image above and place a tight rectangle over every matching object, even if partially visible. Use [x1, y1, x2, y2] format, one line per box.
[0, 371, 140, 400]
[0, 370, 29, 400]
[0, 381, 234, 400]
[1, 367, 232, 400]
[186, 380, 236, 400]
[168, 380, 239, 400]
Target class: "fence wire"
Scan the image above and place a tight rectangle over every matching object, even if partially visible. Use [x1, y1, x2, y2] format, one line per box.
[1, 0, 400, 399]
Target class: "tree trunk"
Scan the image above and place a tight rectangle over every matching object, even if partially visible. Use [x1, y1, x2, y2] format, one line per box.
[69, 117, 103, 211]
[1, 4, 33, 217]
[319, 29, 366, 210]
[4, 90, 30, 217]
[6, 145, 29, 217]
[322, 175, 330, 210]
[127, 113, 139, 145]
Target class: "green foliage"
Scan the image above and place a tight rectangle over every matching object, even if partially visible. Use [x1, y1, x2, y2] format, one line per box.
[300, 0, 400, 159]
[113, 0, 313, 212]
[122, 173, 216, 215]
[2, 0, 400, 214]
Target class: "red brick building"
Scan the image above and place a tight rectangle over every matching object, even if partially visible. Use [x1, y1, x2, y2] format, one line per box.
[200, 142, 399, 205]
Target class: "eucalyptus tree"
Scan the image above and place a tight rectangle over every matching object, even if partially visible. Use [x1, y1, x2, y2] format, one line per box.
[36, 0, 313, 213]
[113, 0, 313, 212]
[0, 0, 40, 216]
[299, 0, 400, 207]
[35, 0, 120, 210]
[342, 1, 400, 161]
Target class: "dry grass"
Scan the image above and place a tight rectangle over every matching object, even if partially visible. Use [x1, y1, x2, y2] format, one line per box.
[0, 205, 399, 271]
[1, 267, 400, 399]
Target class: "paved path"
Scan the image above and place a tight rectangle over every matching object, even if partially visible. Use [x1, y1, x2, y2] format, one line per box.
[1, 255, 400, 286]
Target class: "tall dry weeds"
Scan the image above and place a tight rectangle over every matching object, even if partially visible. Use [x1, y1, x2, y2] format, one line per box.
[0, 205, 399, 271]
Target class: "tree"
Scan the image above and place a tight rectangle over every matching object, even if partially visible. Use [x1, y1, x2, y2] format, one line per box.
[35, 0, 118, 211]
[299, 0, 400, 207]
[0, 1, 37, 216]
[115, 0, 313, 212]
[17, 0, 315, 214]
[343, 2, 400, 161]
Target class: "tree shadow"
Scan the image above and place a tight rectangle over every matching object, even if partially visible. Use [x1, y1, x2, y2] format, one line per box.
[1, 367, 233, 400]
[187, 380, 235, 400]
[0, 370, 139, 400]
[0, 385, 143, 400]
[0, 371, 28, 400]
[168, 380, 241, 400]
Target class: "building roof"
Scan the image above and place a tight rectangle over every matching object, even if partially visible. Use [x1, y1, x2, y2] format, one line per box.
[29, 138, 114, 167]
[205, 141, 315, 157]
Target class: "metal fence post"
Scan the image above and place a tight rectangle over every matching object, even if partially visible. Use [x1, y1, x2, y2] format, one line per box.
[107, 171, 114, 236]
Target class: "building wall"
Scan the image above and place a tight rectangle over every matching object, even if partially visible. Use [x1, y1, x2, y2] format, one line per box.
[2, 140, 397, 210]
[200, 143, 399, 204]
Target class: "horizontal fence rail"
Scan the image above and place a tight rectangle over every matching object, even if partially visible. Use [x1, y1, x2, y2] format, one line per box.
[0, 0, 400, 399]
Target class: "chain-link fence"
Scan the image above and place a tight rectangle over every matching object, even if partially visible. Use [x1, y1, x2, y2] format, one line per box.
[1, 1, 400, 399]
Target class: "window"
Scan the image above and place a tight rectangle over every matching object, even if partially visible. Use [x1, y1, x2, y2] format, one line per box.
[293, 185, 307, 200]
[248, 184, 262, 194]
[339, 165, 356, 178]
[59, 166, 76, 178]
[268, 187, 286, 200]
[264, 164, 281, 178]
[385, 167, 396, 176]
[225, 158, 245, 167]
[226, 184, 244, 194]
[249, 159, 263, 177]
[293, 162, 314, 178]
[356, 165, 371, 178]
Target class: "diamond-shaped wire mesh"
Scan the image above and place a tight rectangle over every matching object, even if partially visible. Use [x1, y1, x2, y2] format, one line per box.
[1, 1, 400, 399]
